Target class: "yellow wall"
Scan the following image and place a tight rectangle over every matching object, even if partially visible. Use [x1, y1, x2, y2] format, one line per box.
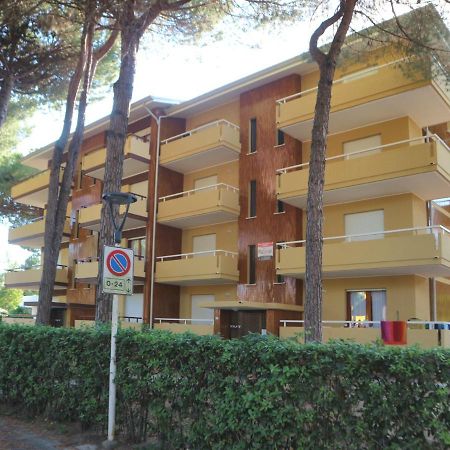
[185, 99, 240, 129]
[323, 275, 430, 322]
[126, 180, 148, 197]
[304, 193, 427, 239]
[302, 116, 421, 161]
[180, 285, 236, 318]
[183, 161, 239, 191]
[181, 222, 238, 254]
[436, 279, 450, 321]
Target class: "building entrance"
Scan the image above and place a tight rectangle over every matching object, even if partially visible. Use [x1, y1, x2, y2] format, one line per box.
[229, 310, 266, 338]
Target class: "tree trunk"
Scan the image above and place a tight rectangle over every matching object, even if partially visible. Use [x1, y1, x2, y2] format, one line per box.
[36, 22, 91, 325]
[96, 30, 137, 322]
[304, 0, 357, 342]
[304, 63, 335, 343]
[0, 73, 14, 129]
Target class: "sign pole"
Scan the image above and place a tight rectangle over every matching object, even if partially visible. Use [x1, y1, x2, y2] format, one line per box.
[107, 291, 119, 443]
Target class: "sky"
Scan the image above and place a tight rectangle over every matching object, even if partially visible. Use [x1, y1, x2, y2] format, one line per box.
[0, 2, 423, 272]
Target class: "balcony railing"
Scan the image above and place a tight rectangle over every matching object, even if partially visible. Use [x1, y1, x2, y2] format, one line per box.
[154, 317, 214, 335]
[160, 120, 241, 173]
[11, 168, 64, 208]
[158, 183, 239, 228]
[5, 264, 68, 292]
[276, 225, 450, 278]
[276, 57, 450, 140]
[8, 216, 71, 248]
[155, 249, 239, 285]
[279, 320, 450, 347]
[82, 134, 150, 180]
[78, 193, 147, 231]
[276, 135, 450, 208]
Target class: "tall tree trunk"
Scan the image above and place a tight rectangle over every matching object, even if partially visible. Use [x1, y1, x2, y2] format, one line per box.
[96, 29, 138, 322]
[304, 0, 357, 342]
[0, 73, 14, 129]
[36, 23, 90, 325]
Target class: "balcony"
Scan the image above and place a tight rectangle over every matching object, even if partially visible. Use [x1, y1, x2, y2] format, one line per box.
[8, 217, 71, 248]
[154, 318, 214, 335]
[74, 256, 145, 284]
[155, 250, 239, 286]
[82, 135, 150, 180]
[78, 195, 147, 231]
[277, 136, 450, 208]
[5, 265, 68, 293]
[276, 226, 450, 279]
[160, 120, 240, 173]
[11, 168, 64, 208]
[158, 184, 239, 229]
[277, 58, 450, 140]
[279, 320, 450, 348]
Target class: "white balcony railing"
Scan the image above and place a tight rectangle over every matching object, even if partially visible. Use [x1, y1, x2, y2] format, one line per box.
[280, 320, 450, 330]
[276, 134, 449, 175]
[276, 58, 408, 105]
[277, 225, 450, 249]
[156, 249, 238, 262]
[154, 318, 214, 325]
[161, 120, 240, 146]
[159, 183, 239, 202]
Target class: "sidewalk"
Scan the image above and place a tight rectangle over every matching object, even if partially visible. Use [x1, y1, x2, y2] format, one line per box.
[0, 415, 100, 450]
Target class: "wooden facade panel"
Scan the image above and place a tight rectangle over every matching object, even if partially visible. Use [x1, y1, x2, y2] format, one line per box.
[144, 116, 186, 322]
[238, 75, 303, 306]
[72, 181, 102, 211]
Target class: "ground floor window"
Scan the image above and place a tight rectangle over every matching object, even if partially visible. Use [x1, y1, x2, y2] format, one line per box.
[346, 289, 386, 323]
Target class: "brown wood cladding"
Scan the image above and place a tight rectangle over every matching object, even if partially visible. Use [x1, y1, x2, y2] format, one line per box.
[72, 181, 102, 211]
[143, 116, 186, 323]
[238, 75, 303, 307]
[67, 304, 95, 326]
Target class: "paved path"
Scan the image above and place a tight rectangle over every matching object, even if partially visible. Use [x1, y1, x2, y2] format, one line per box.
[0, 416, 101, 450]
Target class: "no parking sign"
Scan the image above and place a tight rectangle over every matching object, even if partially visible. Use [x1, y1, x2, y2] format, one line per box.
[102, 246, 134, 295]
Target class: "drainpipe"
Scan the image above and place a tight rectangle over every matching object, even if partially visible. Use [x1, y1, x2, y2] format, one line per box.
[144, 105, 167, 328]
[427, 200, 437, 321]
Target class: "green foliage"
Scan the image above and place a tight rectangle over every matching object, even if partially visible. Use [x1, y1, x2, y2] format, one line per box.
[0, 326, 449, 448]
[0, 273, 22, 312]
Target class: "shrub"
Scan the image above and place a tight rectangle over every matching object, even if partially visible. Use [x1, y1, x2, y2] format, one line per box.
[0, 324, 448, 449]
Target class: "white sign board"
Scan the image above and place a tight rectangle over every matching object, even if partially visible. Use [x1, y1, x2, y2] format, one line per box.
[257, 242, 274, 260]
[102, 246, 134, 295]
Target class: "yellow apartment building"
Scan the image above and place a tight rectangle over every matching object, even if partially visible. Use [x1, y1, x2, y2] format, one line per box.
[5, 11, 450, 346]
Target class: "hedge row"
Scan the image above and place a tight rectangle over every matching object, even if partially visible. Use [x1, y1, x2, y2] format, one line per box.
[0, 324, 449, 449]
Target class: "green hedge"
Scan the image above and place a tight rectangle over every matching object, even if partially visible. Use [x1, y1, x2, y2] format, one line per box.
[0, 324, 449, 449]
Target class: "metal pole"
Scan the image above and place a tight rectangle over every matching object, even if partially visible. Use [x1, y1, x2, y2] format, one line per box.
[107, 292, 119, 442]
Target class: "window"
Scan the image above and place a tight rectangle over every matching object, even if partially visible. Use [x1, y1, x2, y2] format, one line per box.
[344, 210, 384, 242]
[249, 118, 257, 153]
[347, 290, 386, 323]
[248, 245, 256, 284]
[275, 274, 285, 284]
[128, 238, 146, 260]
[343, 134, 381, 159]
[193, 234, 216, 257]
[194, 175, 218, 191]
[276, 129, 285, 146]
[248, 180, 257, 217]
[276, 200, 285, 214]
[191, 295, 214, 321]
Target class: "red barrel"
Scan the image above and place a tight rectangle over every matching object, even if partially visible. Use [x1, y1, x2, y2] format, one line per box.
[381, 321, 407, 345]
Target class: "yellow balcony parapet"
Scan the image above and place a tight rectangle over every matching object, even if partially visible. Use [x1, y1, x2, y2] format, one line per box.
[277, 58, 450, 140]
[154, 318, 214, 335]
[5, 265, 68, 292]
[158, 183, 239, 228]
[277, 135, 450, 208]
[155, 250, 239, 286]
[78, 195, 147, 231]
[81, 134, 150, 180]
[8, 217, 71, 248]
[160, 120, 240, 173]
[74, 256, 145, 284]
[276, 225, 450, 279]
[279, 320, 448, 348]
[11, 168, 64, 208]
